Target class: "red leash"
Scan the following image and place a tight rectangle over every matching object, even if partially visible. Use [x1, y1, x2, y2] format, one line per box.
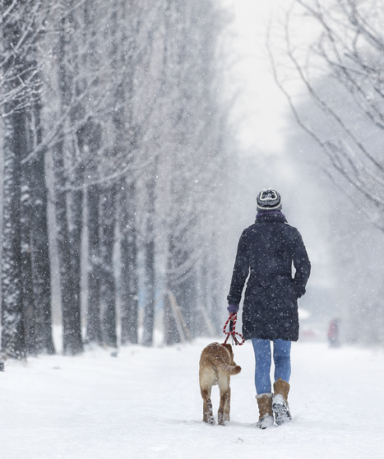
[222, 313, 245, 346]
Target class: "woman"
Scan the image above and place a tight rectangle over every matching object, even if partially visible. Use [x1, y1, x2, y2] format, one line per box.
[227, 189, 311, 429]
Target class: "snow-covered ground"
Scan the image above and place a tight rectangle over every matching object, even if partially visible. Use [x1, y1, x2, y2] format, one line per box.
[1, 335, 383, 459]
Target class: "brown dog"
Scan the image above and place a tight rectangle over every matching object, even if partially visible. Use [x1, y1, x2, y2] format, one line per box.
[199, 342, 241, 425]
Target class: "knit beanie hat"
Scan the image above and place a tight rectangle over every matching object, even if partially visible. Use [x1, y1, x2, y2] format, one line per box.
[256, 188, 282, 211]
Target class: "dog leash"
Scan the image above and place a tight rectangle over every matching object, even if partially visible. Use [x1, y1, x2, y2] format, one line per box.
[222, 313, 245, 346]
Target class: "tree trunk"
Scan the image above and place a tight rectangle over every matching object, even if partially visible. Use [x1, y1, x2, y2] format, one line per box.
[29, 95, 55, 355]
[164, 235, 181, 345]
[120, 180, 139, 345]
[100, 185, 117, 348]
[20, 140, 36, 355]
[163, 288, 181, 346]
[1, 1, 27, 359]
[68, 160, 84, 338]
[142, 171, 156, 346]
[52, 139, 83, 354]
[208, 248, 222, 334]
[176, 271, 197, 338]
[2, 0, 54, 357]
[51, 8, 83, 355]
[30, 158, 55, 355]
[86, 184, 102, 344]
[1, 110, 26, 359]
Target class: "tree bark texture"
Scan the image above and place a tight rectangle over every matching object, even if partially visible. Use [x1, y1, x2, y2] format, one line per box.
[51, 7, 83, 355]
[1, 110, 26, 359]
[120, 180, 139, 345]
[142, 171, 156, 346]
[86, 184, 102, 345]
[100, 185, 117, 348]
[164, 235, 182, 345]
[68, 159, 84, 336]
[27, 83, 55, 355]
[1, 0, 27, 359]
[176, 271, 197, 338]
[29, 147, 55, 355]
[52, 139, 83, 355]
[163, 290, 181, 346]
[20, 145, 36, 355]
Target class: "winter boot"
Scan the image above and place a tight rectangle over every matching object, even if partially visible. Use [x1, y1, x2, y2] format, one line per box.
[272, 378, 292, 425]
[256, 393, 274, 429]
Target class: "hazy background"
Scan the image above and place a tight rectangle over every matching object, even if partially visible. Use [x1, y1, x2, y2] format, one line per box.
[1, 0, 383, 355]
[226, 0, 384, 344]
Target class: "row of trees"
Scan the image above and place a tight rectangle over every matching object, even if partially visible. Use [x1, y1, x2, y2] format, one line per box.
[0, 0, 234, 358]
[269, 0, 384, 343]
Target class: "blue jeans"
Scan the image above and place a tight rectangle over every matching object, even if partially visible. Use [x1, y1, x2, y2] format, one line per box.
[251, 338, 291, 394]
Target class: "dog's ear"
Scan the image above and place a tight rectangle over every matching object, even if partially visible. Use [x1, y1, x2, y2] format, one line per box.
[224, 343, 233, 355]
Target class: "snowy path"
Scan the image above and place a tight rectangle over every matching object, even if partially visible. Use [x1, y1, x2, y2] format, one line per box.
[1, 338, 383, 459]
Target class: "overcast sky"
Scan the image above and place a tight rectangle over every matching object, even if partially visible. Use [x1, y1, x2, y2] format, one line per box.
[232, 0, 288, 153]
[231, 0, 318, 155]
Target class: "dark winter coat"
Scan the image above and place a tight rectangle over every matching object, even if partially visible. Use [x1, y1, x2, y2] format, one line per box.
[227, 212, 311, 341]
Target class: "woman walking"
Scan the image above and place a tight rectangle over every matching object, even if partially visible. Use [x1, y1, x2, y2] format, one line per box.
[227, 189, 311, 428]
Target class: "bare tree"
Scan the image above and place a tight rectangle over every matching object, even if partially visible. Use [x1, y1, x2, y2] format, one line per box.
[269, 0, 384, 229]
[157, 0, 232, 344]
[267, 0, 384, 344]
[1, 0, 54, 358]
[1, 0, 236, 354]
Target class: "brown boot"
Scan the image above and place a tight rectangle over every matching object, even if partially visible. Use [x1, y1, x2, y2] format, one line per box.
[273, 378, 292, 425]
[256, 393, 274, 429]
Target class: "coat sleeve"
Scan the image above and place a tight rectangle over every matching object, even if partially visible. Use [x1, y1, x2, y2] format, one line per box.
[292, 230, 311, 298]
[227, 230, 250, 305]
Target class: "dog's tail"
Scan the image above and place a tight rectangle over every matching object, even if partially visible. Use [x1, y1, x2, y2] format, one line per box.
[223, 363, 242, 375]
[208, 355, 242, 375]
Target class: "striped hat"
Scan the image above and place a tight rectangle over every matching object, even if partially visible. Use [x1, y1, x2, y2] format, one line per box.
[256, 188, 282, 211]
